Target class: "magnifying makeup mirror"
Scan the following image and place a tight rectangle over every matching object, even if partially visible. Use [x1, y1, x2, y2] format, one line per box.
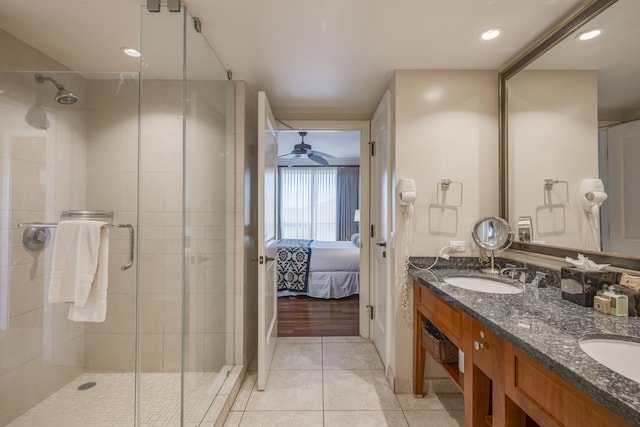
[472, 216, 514, 274]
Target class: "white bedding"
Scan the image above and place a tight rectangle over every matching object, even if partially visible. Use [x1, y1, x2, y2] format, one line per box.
[276, 240, 360, 299]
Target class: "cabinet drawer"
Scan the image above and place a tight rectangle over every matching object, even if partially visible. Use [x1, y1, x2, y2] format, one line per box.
[419, 286, 462, 347]
[471, 320, 494, 377]
[505, 343, 630, 427]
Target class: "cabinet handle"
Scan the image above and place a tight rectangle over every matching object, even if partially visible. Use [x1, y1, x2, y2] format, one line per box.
[474, 341, 485, 350]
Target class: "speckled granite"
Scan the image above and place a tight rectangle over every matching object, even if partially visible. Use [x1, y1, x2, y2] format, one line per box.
[408, 256, 561, 288]
[411, 268, 640, 426]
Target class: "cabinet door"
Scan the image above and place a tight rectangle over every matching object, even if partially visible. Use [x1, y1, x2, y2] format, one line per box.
[504, 343, 630, 427]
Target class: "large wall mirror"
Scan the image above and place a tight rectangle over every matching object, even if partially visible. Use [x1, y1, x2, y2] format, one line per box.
[499, 0, 640, 270]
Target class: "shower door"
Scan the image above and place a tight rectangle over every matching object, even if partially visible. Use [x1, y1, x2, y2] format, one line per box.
[139, 5, 235, 425]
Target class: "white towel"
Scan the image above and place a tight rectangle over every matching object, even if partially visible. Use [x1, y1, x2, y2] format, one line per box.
[48, 220, 110, 322]
[68, 226, 110, 322]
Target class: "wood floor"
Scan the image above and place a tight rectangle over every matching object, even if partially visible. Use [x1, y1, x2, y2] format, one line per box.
[277, 294, 360, 337]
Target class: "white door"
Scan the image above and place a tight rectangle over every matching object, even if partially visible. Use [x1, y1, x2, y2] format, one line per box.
[606, 120, 640, 254]
[369, 91, 391, 367]
[257, 91, 278, 391]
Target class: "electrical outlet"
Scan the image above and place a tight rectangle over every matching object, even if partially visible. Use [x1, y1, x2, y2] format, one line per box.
[449, 240, 466, 252]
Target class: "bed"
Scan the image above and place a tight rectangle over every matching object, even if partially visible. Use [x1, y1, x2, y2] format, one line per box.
[273, 239, 360, 299]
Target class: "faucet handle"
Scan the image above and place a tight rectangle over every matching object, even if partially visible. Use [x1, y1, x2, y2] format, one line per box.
[531, 271, 548, 288]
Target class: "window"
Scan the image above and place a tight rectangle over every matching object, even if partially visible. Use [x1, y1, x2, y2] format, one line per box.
[279, 167, 337, 240]
[278, 166, 360, 241]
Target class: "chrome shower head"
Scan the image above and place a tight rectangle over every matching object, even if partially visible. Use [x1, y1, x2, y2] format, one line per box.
[55, 88, 79, 105]
[34, 73, 79, 105]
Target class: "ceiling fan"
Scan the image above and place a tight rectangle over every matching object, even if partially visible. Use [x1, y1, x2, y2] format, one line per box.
[279, 131, 335, 167]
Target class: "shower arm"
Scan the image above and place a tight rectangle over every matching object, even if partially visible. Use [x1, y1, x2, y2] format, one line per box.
[34, 73, 65, 91]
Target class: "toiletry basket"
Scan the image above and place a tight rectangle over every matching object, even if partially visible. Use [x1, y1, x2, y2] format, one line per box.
[421, 319, 458, 364]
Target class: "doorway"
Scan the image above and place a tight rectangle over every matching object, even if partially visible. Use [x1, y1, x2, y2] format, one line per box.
[274, 121, 371, 338]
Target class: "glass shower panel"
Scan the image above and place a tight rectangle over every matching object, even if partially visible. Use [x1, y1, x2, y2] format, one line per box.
[182, 8, 235, 424]
[138, 6, 185, 425]
[0, 68, 139, 425]
[139, 6, 235, 424]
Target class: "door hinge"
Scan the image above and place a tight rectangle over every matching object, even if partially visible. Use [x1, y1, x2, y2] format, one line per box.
[167, 0, 180, 12]
[366, 304, 374, 319]
[369, 141, 375, 156]
[370, 224, 375, 238]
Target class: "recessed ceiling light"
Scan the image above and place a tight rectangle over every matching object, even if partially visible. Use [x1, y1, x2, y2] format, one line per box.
[480, 28, 502, 41]
[121, 47, 141, 58]
[576, 28, 603, 41]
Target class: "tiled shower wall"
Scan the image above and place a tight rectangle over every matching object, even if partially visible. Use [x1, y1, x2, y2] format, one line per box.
[183, 80, 237, 374]
[82, 79, 139, 372]
[0, 35, 89, 423]
[82, 79, 236, 374]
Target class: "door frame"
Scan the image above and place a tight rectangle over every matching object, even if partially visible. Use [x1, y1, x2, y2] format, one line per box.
[281, 120, 371, 338]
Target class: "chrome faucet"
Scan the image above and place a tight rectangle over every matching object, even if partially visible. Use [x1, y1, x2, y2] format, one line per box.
[499, 264, 527, 280]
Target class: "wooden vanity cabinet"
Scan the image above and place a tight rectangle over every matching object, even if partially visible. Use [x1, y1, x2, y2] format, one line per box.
[413, 279, 633, 427]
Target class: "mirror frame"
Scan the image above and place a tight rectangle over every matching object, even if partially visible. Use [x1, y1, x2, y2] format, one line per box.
[498, 0, 640, 271]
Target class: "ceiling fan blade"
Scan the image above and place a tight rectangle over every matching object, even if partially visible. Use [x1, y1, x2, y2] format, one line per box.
[308, 153, 329, 166]
[278, 153, 294, 158]
[309, 150, 335, 158]
[288, 154, 302, 167]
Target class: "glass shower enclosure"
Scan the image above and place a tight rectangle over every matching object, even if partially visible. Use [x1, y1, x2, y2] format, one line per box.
[0, 4, 236, 426]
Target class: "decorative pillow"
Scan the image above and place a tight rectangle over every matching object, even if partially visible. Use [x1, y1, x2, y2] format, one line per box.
[351, 233, 360, 247]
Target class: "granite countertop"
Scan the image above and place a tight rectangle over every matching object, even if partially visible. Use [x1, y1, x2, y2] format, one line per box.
[411, 268, 640, 426]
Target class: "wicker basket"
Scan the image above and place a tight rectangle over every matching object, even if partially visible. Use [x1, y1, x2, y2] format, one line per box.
[421, 320, 458, 364]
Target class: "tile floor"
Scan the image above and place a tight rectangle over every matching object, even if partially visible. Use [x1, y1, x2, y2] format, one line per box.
[7, 371, 221, 426]
[224, 336, 464, 427]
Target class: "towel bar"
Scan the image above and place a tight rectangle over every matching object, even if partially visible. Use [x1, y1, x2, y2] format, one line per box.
[18, 222, 135, 271]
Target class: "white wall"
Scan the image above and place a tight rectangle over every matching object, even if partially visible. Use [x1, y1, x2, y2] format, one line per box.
[508, 70, 598, 250]
[389, 70, 499, 392]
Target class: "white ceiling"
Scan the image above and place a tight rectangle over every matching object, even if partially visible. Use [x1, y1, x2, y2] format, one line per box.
[0, 0, 587, 120]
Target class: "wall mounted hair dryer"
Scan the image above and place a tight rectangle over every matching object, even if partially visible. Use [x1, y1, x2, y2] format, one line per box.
[579, 178, 608, 251]
[396, 178, 416, 217]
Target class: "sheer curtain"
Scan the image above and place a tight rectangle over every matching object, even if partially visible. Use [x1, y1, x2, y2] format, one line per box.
[279, 167, 337, 240]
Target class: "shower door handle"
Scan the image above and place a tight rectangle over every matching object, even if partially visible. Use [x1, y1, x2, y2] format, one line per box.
[113, 224, 135, 271]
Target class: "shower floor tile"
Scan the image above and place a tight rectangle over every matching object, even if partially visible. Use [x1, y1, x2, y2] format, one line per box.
[8, 371, 218, 427]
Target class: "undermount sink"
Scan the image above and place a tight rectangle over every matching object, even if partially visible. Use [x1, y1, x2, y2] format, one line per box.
[579, 337, 640, 383]
[444, 276, 523, 294]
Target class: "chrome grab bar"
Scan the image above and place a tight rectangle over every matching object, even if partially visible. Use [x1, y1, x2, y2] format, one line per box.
[18, 222, 135, 271]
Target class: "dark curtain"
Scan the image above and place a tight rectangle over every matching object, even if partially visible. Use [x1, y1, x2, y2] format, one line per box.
[336, 167, 360, 240]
